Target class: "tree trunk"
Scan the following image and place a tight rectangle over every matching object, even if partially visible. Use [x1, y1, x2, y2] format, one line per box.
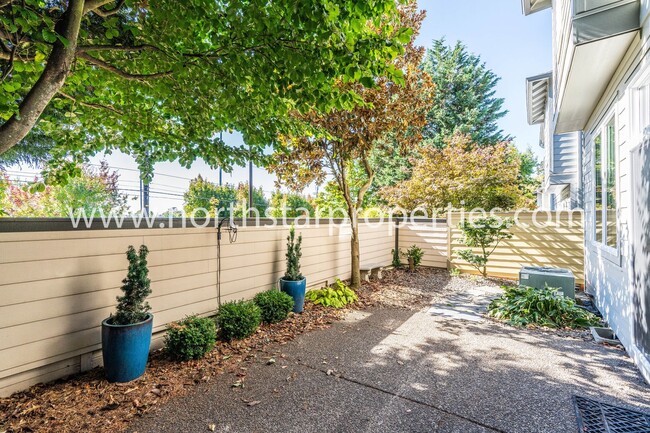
[0, 0, 84, 154]
[350, 213, 361, 289]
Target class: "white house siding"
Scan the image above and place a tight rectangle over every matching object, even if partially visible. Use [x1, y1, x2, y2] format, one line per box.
[581, 4, 650, 382]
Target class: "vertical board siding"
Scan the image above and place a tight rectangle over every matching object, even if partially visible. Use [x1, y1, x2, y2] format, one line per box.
[0, 222, 394, 396]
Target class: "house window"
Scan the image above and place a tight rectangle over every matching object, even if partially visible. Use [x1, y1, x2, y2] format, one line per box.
[593, 118, 618, 249]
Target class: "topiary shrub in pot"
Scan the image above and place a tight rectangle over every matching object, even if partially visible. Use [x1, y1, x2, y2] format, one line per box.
[164, 316, 217, 361]
[254, 289, 294, 324]
[279, 225, 306, 313]
[102, 245, 153, 382]
[216, 300, 262, 341]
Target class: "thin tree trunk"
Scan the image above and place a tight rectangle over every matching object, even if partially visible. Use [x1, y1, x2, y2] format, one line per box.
[0, 0, 84, 154]
[350, 211, 361, 289]
[348, 153, 374, 289]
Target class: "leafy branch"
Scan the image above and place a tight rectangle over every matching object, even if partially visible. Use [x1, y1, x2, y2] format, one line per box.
[457, 217, 514, 277]
[78, 52, 173, 81]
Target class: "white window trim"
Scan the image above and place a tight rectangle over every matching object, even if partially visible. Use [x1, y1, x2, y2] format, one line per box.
[589, 113, 620, 263]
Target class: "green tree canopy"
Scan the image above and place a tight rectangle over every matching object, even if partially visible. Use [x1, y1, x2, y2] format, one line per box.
[269, 3, 432, 288]
[0, 160, 129, 216]
[321, 38, 513, 205]
[183, 176, 267, 218]
[268, 190, 314, 218]
[0, 0, 412, 181]
[381, 134, 531, 213]
[422, 39, 508, 148]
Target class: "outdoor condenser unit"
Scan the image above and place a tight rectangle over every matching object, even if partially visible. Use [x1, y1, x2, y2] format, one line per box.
[518, 266, 576, 299]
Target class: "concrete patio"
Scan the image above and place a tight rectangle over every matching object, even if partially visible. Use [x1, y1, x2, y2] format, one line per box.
[129, 282, 650, 433]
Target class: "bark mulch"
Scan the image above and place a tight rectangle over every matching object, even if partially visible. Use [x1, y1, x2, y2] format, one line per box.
[0, 267, 519, 433]
[0, 303, 343, 433]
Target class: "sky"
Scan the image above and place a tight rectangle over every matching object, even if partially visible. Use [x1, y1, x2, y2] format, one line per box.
[8, 2, 553, 213]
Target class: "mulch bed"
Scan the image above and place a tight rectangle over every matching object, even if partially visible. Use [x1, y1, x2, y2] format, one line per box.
[357, 266, 515, 310]
[0, 267, 567, 433]
[0, 303, 343, 433]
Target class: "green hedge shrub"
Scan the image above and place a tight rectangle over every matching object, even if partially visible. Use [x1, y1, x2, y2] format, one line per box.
[164, 316, 217, 361]
[488, 286, 600, 329]
[254, 289, 294, 323]
[306, 279, 358, 308]
[216, 300, 262, 341]
[404, 244, 424, 269]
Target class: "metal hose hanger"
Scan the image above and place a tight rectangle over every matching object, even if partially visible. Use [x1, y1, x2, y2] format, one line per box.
[216, 217, 238, 308]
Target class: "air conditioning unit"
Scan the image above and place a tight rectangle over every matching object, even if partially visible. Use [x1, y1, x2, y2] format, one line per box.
[519, 266, 576, 299]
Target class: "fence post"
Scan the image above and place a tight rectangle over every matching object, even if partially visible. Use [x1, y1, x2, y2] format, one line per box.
[446, 216, 452, 270]
[394, 220, 399, 266]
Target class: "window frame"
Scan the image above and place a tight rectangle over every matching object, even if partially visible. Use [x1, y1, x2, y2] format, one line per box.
[591, 114, 620, 258]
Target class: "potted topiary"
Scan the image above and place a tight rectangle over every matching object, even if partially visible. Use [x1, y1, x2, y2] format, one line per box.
[279, 225, 306, 313]
[101, 245, 153, 382]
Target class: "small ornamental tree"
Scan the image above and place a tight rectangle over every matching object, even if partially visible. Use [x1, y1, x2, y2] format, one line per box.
[112, 245, 152, 325]
[381, 134, 525, 212]
[269, 3, 432, 289]
[457, 217, 514, 277]
[284, 226, 303, 281]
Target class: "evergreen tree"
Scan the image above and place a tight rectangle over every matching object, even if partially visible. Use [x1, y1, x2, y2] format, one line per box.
[284, 226, 303, 281]
[112, 245, 152, 326]
[422, 39, 509, 148]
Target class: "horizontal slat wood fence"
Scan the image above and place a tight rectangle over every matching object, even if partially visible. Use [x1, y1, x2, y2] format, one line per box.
[0, 212, 583, 396]
[0, 221, 393, 397]
[398, 212, 584, 284]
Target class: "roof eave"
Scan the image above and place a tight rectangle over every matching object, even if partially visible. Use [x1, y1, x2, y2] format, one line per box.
[522, 0, 552, 16]
[526, 72, 552, 125]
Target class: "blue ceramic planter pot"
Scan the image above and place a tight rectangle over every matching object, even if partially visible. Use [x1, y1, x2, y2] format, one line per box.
[101, 314, 153, 383]
[280, 278, 306, 313]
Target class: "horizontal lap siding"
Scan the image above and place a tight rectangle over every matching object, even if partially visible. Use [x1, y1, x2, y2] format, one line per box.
[448, 213, 585, 284]
[0, 222, 395, 396]
[0, 215, 582, 396]
[398, 223, 448, 268]
[359, 224, 394, 267]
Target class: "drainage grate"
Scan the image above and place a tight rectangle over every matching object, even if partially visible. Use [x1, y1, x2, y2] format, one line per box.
[574, 395, 650, 433]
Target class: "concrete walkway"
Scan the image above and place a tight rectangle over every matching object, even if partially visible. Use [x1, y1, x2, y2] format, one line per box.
[130, 286, 650, 433]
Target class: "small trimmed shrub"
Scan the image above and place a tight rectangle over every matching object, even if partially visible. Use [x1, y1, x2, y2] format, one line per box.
[164, 316, 217, 361]
[306, 279, 358, 308]
[254, 289, 294, 324]
[110, 245, 152, 325]
[403, 244, 424, 270]
[488, 286, 601, 329]
[284, 225, 303, 281]
[391, 248, 402, 268]
[216, 300, 262, 341]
